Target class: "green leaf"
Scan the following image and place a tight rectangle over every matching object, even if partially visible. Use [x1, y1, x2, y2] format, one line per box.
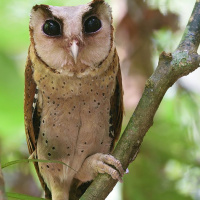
[2, 159, 77, 172]
[6, 192, 45, 200]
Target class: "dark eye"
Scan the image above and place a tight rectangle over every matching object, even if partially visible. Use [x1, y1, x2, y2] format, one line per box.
[43, 20, 61, 36]
[84, 16, 102, 34]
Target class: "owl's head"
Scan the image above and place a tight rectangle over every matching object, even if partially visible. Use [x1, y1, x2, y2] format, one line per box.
[29, 0, 114, 76]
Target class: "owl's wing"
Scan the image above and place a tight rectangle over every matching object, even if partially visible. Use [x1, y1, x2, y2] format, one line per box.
[24, 53, 37, 154]
[24, 51, 52, 199]
[109, 58, 124, 151]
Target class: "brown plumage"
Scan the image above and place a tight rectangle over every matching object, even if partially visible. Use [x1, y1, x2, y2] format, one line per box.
[24, 1, 124, 199]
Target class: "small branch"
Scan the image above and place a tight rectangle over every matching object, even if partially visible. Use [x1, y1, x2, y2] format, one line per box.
[178, 0, 200, 51]
[80, 1, 200, 199]
[0, 164, 6, 200]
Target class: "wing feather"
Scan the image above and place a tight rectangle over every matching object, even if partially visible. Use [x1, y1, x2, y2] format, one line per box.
[24, 53, 37, 154]
[109, 56, 124, 151]
[24, 50, 51, 199]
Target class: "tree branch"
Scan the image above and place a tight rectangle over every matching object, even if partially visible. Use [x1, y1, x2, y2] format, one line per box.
[80, 1, 200, 199]
[0, 164, 6, 200]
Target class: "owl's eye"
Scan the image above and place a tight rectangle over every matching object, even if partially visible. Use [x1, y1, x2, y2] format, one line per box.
[84, 16, 102, 34]
[43, 20, 61, 36]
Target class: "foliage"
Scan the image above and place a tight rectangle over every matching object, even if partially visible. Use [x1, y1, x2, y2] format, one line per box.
[123, 96, 197, 200]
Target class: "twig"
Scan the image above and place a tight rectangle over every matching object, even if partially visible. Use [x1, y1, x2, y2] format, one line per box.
[80, 0, 200, 199]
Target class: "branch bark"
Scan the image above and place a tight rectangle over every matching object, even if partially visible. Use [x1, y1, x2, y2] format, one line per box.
[80, 1, 200, 199]
[0, 164, 6, 200]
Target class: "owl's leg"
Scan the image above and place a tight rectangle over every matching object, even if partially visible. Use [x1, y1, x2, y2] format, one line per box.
[75, 153, 124, 183]
[49, 180, 70, 200]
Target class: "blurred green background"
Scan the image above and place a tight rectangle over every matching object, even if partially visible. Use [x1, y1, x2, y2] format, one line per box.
[0, 0, 200, 200]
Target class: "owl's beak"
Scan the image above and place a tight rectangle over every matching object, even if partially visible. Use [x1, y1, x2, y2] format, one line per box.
[70, 40, 79, 64]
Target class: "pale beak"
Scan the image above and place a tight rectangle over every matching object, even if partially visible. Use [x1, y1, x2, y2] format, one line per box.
[70, 40, 79, 64]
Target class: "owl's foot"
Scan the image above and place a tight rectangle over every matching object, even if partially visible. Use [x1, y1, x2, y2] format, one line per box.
[75, 153, 124, 183]
[92, 153, 124, 182]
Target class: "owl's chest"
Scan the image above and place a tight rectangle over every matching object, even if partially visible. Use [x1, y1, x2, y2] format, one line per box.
[37, 77, 115, 163]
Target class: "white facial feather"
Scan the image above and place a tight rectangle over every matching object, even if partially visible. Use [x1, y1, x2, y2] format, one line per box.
[29, 2, 113, 76]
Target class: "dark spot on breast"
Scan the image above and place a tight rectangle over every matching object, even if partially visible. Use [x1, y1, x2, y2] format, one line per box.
[47, 165, 50, 168]
[42, 133, 45, 136]
[81, 150, 84, 153]
[52, 147, 55, 150]
[67, 146, 70, 149]
[45, 140, 48, 144]
[58, 169, 61, 171]
[53, 101, 55, 104]
[67, 154, 70, 156]
[48, 153, 51, 156]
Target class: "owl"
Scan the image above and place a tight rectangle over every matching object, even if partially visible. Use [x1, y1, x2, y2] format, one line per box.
[24, 0, 124, 199]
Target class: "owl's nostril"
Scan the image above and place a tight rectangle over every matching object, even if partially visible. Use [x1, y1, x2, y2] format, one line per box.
[70, 39, 79, 46]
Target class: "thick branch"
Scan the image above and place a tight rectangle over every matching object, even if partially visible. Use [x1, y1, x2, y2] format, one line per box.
[0, 164, 6, 200]
[80, 1, 200, 199]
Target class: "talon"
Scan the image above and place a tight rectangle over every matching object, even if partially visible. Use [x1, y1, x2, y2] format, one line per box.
[101, 154, 124, 176]
[79, 153, 125, 183]
[95, 153, 124, 182]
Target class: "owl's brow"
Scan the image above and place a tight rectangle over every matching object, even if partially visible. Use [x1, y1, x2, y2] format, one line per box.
[33, 4, 63, 23]
[33, 4, 51, 13]
[82, 1, 104, 20]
